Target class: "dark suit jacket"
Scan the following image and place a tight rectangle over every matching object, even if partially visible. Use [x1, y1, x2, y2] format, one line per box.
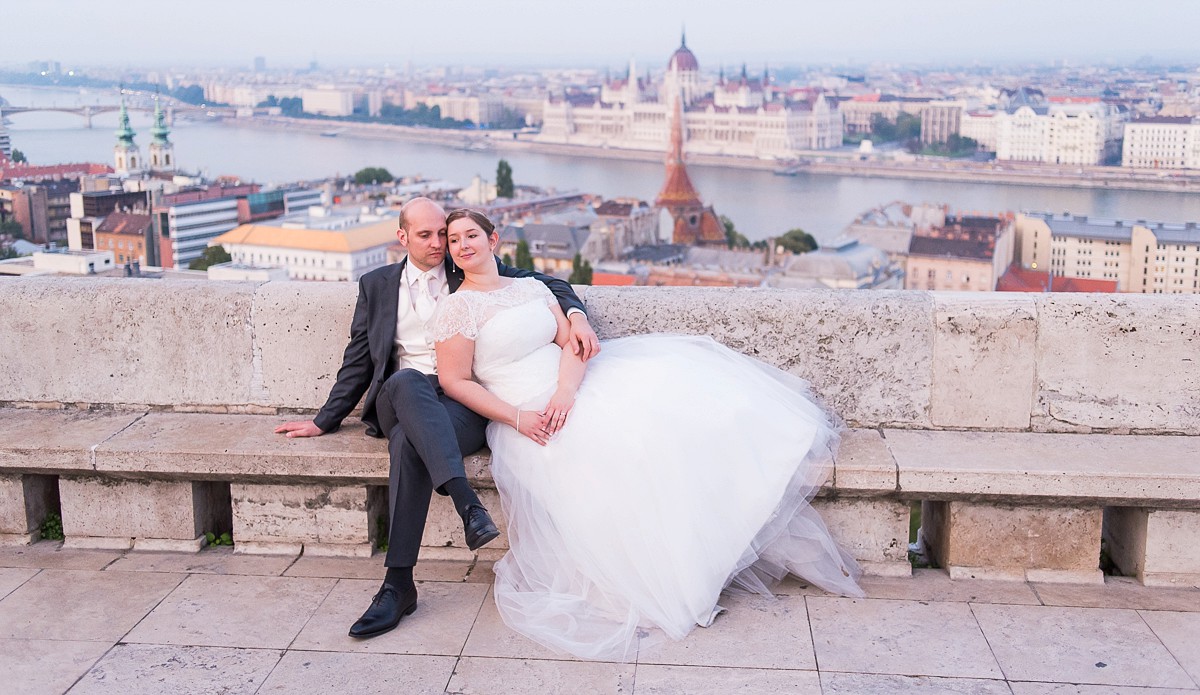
[313, 256, 587, 437]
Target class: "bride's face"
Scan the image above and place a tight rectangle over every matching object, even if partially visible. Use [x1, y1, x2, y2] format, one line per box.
[447, 218, 498, 272]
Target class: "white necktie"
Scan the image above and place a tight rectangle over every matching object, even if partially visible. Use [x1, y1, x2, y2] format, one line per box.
[414, 273, 436, 323]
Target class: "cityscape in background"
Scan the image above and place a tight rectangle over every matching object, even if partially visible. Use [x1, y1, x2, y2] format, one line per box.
[2, 25, 1199, 294]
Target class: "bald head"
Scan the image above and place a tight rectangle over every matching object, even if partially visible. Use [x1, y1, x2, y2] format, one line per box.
[399, 197, 446, 233]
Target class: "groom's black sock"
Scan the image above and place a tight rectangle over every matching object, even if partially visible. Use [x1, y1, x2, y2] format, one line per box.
[384, 566, 414, 592]
[443, 477, 483, 520]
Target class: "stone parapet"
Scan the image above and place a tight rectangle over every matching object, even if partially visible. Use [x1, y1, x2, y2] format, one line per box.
[1, 278, 1196, 433]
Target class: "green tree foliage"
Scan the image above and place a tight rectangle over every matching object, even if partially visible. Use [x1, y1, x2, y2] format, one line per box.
[188, 245, 232, 271]
[376, 103, 472, 129]
[277, 97, 304, 116]
[354, 167, 394, 185]
[171, 84, 208, 105]
[0, 219, 25, 239]
[777, 228, 819, 254]
[10, 149, 27, 163]
[869, 112, 922, 143]
[496, 159, 514, 198]
[911, 134, 980, 158]
[515, 239, 534, 271]
[501, 253, 513, 266]
[721, 215, 750, 249]
[568, 253, 593, 285]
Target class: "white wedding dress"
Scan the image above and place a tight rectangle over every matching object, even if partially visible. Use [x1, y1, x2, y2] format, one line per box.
[433, 278, 863, 661]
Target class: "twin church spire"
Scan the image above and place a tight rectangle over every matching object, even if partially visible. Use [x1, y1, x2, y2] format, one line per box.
[113, 91, 175, 176]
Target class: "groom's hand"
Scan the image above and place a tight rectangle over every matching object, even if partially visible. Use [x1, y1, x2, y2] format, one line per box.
[274, 420, 325, 438]
[567, 313, 600, 361]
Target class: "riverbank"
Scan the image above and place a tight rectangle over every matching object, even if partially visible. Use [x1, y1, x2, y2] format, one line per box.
[221, 115, 1200, 193]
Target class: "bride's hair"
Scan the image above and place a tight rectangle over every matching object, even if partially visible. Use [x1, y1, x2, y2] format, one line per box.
[446, 208, 495, 235]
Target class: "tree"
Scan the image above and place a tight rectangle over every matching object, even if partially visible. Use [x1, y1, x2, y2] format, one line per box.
[721, 215, 750, 249]
[10, 149, 27, 164]
[354, 167, 393, 185]
[0, 219, 25, 239]
[514, 239, 534, 271]
[188, 245, 232, 271]
[496, 159, 514, 198]
[777, 228, 818, 254]
[568, 253, 593, 285]
[501, 253, 513, 266]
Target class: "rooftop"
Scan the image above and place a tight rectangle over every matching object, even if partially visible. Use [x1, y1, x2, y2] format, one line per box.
[214, 218, 398, 254]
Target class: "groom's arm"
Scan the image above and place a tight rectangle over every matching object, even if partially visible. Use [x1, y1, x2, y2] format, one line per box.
[496, 257, 599, 358]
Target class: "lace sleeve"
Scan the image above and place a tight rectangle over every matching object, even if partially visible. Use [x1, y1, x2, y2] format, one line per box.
[432, 292, 480, 342]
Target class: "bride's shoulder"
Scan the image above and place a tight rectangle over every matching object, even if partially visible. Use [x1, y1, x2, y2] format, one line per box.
[514, 276, 553, 296]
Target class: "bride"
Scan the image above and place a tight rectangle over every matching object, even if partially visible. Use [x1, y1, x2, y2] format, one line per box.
[433, 209, 863, 661]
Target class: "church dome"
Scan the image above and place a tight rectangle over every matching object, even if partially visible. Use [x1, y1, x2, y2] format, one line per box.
[667, 33, 699, 72]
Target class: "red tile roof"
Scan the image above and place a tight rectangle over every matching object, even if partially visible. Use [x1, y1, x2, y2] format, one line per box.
[997, 264, 1118, 293]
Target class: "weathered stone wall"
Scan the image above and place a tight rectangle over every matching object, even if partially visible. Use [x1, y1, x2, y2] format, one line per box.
[2, 277, 1196, 434]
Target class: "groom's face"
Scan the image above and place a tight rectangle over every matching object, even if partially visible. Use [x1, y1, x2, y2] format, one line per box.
[399, 201, 448, 272]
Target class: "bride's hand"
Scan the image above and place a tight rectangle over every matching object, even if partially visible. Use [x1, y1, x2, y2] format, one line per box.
[543, 389, 575, 436]
[515, 409, 552, 446]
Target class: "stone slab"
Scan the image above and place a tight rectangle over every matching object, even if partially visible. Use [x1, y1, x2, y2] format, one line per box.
[635, 591, 816, 670]
[1032, 576, 1200, 611]
[69, 644, 281, 695]
[634, 664, 821, 694]
[445, 656, 635, 695]
[63, 536, 134, 551]
[60, 476, 206, 541]
[858, 568, 1041, 605]
[807, 597, 1003, 679]
[104, 547, 296, 576]
[0, 638, 113, 695]
[811, 497, 910, 577]
[0, 408, 143, 472]
[290, 578, 487, 655]
[821, 673, 1012, 695]
[1010, 684, 1200, 695]
[973, 603, 1195, 688]
[890, 430, 1200, 504]
[234, 540, 304, 556]
[232, 482, 370, 547]
[832, 428, 896, 493]
[1138, 610, 1200, 687]
[0, 277, 258, 407]
[0, 567, 38, 600]
[922, 501, 1103, 583]
[1034, 293, 1200, 434]
[123, 574, 336, 649]
[251, 280, 359, 410]
[931, 292, 1037, 429]
[95, 413, 389, 481]
[0, 543, 123, 570]
[259, 650, 456, 695]
[581, 287, 935, 428]
[0, 568, 183, 641]
[303, 541, 373, 557]
[462, 587, 616, 662]
[283, 555, 385, 580]
[1106, 508, 1200, 586]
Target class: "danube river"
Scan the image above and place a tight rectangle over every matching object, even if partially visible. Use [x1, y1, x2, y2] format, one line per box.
[6, 84, 1200, 242]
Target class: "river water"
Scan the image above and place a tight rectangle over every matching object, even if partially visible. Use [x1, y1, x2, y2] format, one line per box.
[5, 84, 1200, 242]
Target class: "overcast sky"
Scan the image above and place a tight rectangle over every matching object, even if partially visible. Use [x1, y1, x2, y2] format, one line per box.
[5, 0, 1199, 69]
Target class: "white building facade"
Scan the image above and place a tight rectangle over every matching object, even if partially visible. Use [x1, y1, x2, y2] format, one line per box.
[1122, 117, 1200, 170]
[536, 37, 841, 159]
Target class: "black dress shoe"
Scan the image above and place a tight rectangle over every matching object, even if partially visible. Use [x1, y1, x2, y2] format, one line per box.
[464, 505, 500, 551]
[348, 584, 418, 638]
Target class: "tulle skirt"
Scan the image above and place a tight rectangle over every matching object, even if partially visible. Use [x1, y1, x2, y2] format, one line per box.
[485, 334, 863, 661]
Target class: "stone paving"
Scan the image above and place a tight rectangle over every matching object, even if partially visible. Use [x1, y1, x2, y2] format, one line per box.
[0, 543, 1197, 694]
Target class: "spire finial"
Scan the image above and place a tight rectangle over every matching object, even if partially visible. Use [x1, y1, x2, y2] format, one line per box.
[680, 26, 686, 48]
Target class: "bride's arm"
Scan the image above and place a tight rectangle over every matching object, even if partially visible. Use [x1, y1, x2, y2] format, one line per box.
[436, 335, 552, 446]
[544, 302, 588, 435]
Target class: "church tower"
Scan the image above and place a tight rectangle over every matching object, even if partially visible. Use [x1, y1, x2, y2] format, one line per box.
[655, 96, 725, 246]
[148, 98, 175, 172]
[113, 99, 141, 176]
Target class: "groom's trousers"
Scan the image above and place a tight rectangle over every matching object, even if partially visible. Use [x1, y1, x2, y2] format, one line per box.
[374, 369, 488, 568]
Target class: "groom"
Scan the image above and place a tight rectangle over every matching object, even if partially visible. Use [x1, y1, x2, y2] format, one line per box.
[276, 197, 598, 638]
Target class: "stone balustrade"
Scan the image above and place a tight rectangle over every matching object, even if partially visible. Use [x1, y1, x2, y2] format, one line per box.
[1, 277, 1197, 587]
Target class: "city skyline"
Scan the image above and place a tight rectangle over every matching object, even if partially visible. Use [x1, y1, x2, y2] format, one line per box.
[4, 0, 1200, 69]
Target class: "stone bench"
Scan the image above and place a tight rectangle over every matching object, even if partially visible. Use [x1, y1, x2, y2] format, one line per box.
[3, 407, 1198, 586]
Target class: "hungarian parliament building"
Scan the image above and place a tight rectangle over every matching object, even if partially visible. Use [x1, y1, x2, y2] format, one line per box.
[536, 35, 843, 160]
